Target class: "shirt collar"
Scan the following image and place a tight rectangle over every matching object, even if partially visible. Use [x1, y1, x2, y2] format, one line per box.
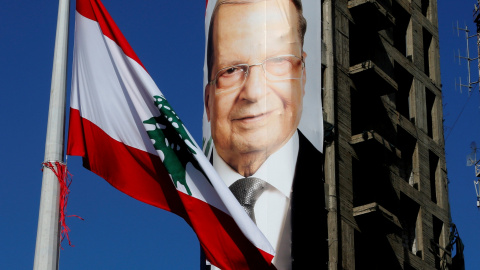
[212, 131, 299, 198]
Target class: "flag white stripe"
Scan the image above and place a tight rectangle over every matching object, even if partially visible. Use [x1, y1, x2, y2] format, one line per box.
[72, 12, 157, 155]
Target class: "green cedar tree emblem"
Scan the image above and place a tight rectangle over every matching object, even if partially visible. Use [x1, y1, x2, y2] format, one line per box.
[143, 95, 198, 195]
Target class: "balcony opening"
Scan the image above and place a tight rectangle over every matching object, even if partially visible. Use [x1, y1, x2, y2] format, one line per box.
[426, 89, 436, 138]
[349, 21, 374, 67]
[354, 229, 402, 270]
[423, 28, 433, 78]
[429, 151, 439, 204]
[433, 216, 444, 268]
[400, 194, 421, 257]
[393, 1, 411, 58]
[421, 0, 431, 19]
[394, 63, 414, 122]
[398, 128, 417, 188]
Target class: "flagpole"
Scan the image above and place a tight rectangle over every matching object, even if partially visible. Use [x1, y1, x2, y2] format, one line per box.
[34, 0, 70, 269]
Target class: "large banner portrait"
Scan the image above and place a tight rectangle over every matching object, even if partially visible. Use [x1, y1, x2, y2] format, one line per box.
[202, 0, 326, 268]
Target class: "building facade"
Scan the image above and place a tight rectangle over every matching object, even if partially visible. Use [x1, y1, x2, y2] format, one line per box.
[321, 0, 452, 269]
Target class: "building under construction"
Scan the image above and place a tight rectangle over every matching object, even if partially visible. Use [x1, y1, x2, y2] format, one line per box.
[321, 0, 457, 268]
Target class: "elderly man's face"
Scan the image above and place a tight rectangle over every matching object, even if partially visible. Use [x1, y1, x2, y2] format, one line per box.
[206, 0, 306, 166]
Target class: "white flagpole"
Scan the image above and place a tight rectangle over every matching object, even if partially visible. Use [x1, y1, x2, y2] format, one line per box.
[34, 0, 70, 269]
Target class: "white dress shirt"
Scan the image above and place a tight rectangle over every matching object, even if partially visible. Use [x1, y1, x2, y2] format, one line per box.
[210, 132, 300, 270]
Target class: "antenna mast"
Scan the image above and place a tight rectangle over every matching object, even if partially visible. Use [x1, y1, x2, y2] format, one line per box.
[474, 1, 480, 89]
[456, 22, 478, 93]
[455, 1, 480, 94]
[467, 142, 480, 208]
[474, 157, 480, 208]
[472, 0, 480, 209]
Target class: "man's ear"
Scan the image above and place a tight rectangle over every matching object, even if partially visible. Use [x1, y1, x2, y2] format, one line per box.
[205, 84, 211, 121]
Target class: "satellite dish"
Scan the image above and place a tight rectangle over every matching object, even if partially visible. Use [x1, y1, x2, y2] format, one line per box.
[467, 141, 478, 166]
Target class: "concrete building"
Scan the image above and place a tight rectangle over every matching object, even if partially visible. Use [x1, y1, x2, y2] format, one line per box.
[321, 0, 453, 269]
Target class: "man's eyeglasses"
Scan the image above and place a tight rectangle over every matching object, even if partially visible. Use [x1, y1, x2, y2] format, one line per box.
[209, 54, 304, 93]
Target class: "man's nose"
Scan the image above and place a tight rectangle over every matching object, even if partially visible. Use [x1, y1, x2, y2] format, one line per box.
[239, 65, 266, 102]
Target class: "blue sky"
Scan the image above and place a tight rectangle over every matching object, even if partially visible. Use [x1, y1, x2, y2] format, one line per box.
[0, 0, 479, 269]
[439, 0, 480, 269]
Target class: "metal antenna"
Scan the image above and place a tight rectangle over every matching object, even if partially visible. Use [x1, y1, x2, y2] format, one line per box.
[466, 142, 480, 208]
[455, 2, 480, 97]
[457, 2, 480, 209]
[475, 180, 480, 208]
[474, 1, 480, 93]
[456, 23, 478, 95]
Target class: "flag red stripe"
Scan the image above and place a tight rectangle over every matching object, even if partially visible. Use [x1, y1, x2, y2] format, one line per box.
[67, 108, 175, 211]
[76, 0, 146, 71]
[67, 108, 274, 269]
[183, 193, 274, 269]
[67, 108, 86, 157]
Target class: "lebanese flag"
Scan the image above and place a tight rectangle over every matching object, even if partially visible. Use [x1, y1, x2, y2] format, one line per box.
[67, 0, 275, 269]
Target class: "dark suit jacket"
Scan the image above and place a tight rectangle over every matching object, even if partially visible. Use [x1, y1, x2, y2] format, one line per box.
[202, 131, 328, 269]
[291, 131, 328, 269]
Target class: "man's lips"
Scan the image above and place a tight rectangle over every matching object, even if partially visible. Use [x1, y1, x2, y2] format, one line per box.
[232, 110, 273, 123]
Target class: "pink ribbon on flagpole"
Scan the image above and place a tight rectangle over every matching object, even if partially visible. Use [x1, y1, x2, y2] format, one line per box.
[42, 161, 83, 248]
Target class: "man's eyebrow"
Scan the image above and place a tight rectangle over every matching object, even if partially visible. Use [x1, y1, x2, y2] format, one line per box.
[216, 60, 247, 70]
[218, 0, 265, 5]
[216, 50, 302, 69]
